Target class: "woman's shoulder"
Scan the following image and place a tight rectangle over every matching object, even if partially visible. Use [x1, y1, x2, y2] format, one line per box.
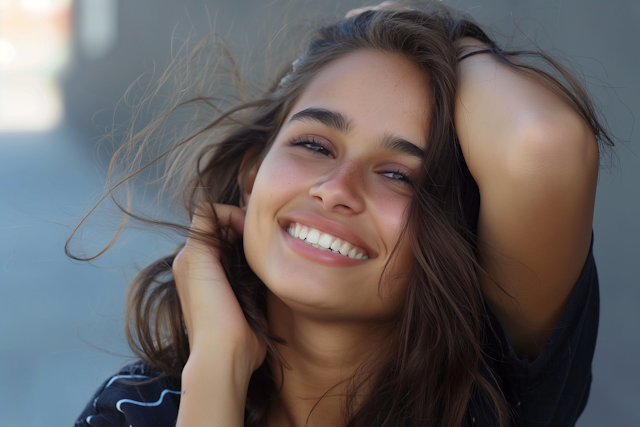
[75, 362, 181, 427]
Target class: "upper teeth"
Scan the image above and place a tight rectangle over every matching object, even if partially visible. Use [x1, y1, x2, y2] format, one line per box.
[286, 222, 369, 260]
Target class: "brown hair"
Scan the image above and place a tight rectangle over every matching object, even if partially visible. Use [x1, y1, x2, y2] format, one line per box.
[67, 4, 613, 427]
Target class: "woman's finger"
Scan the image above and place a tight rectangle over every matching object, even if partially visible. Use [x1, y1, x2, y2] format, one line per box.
[189, 203, 246, 243]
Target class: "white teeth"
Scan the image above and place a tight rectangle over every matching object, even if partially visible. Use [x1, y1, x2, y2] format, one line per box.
[306, 229, 320, 244]
[299, 226, 308, 240]
[318, 233, 332, 249]
[339, 242, 350, 256]
[286, 222, 369, 260]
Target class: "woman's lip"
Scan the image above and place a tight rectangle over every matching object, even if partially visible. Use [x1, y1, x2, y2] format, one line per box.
[278, 212, 377, 258]
[280, 226, 368, 267]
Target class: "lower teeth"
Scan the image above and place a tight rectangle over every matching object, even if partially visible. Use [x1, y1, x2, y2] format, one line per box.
[306, 240, 335, 253]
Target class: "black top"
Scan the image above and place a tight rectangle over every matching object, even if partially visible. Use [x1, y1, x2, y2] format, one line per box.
[76, 237, 598, 427]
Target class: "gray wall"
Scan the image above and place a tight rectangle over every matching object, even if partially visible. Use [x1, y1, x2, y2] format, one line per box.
[1, 0, 637, 425]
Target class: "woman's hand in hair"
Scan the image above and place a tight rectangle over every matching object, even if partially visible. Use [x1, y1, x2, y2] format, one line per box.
[174, 203, 266, 427]
[173, 203, 266, 372]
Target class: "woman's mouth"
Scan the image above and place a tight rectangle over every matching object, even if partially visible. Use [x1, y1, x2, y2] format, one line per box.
[286, 222, 369, 259]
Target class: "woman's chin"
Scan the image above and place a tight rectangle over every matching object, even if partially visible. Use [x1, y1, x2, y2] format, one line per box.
[265, 277, 348, 315]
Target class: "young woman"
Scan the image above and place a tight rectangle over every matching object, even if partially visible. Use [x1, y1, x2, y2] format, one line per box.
[74, 3, 610, 427]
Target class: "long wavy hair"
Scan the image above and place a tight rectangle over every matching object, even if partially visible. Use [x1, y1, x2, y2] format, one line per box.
[67, 4, 612, 427]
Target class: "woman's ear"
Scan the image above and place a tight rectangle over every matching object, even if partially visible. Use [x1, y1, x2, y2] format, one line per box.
[238, 150, 261, 211]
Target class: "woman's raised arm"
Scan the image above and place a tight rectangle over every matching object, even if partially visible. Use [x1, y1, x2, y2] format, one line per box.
[454, 39, 599, 356]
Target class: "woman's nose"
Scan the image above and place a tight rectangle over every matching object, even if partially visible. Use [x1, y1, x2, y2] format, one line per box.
[308, 160, 366, 214]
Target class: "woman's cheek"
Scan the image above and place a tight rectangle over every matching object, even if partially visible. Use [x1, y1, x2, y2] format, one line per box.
[371, 186, 411, 235]
[252, 153, 321, 206]
[372, 188, 415, 276]
[242, 153, 313, 272]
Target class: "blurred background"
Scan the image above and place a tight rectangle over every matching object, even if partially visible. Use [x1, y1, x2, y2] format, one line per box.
[0, 0, 637, 425]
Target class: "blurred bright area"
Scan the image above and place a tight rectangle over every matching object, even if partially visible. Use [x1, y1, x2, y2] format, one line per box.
[0, 0, 116, 132]
[0, 0, 71, 132]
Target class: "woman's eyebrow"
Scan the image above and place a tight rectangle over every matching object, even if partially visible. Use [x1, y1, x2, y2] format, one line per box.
[289, 107, 424, 159]
[289, 108, 352, 134]
[379, 133, 425, 159]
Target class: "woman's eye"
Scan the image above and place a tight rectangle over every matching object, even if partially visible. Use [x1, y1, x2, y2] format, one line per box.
[291, 137, 334, 158]
[381, 170, 411, 184]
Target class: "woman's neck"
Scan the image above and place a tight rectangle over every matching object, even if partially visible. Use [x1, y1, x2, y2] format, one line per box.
[266, 291, 392, 427]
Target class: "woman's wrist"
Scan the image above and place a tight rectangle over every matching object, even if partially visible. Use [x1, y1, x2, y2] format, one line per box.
[177, 351, 253, 427]
[188, 337, 258, 379]
[182, 351, 253, 393]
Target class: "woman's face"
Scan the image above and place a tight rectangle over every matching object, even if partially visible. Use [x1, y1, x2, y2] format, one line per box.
[243, 50, 431, 322]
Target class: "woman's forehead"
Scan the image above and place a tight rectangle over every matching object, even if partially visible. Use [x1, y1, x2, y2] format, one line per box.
[288, 50, 431, 148]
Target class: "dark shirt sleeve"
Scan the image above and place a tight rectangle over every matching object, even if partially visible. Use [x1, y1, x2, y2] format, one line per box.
[75, 362, 181, 427]
[482, 234, 599, 427]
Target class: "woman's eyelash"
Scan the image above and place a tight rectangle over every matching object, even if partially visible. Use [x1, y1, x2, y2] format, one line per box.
[382, 169, 412, 185]
[290, 136, 334, 158]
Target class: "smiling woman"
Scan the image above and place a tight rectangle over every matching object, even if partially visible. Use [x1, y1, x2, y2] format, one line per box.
[70, 3, 610, 427]
[244, 50, 426, 320]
